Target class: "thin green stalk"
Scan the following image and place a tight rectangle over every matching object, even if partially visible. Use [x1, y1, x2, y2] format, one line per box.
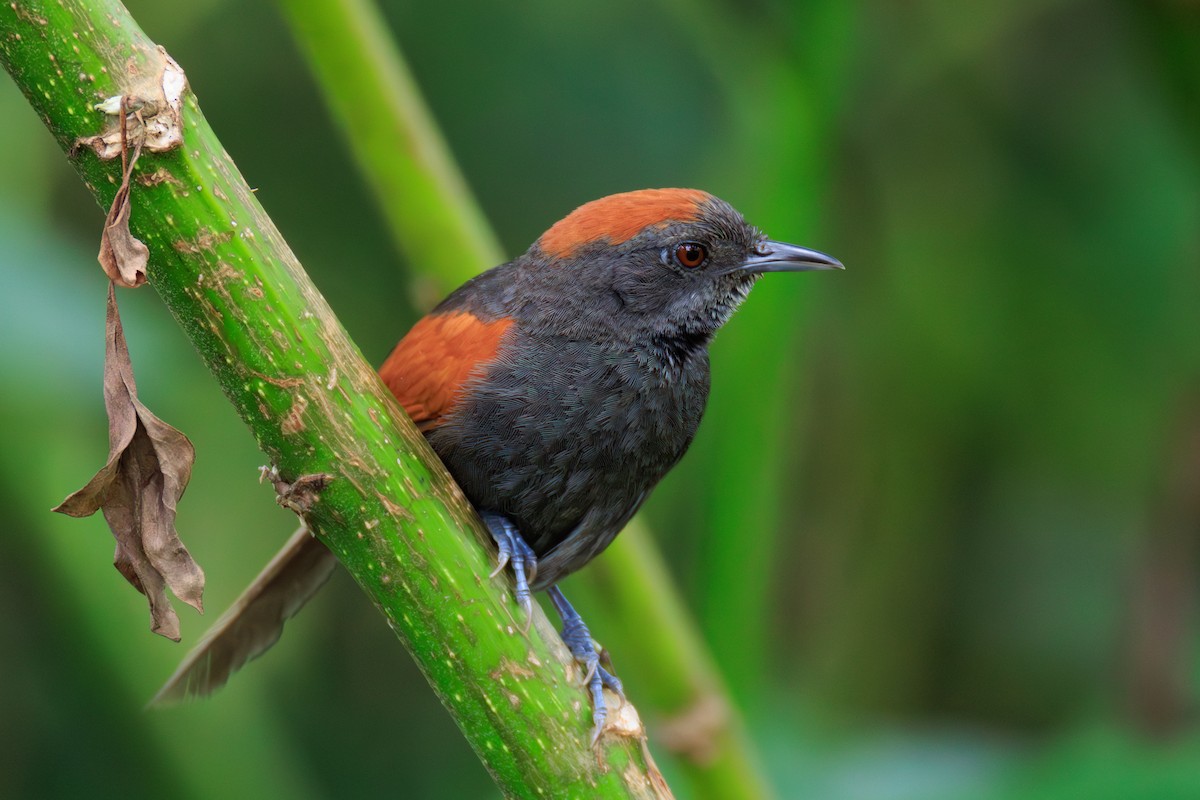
[658, 0, 857, 706]
[276, 0, 502, 283]
[272, 1, 776, 796]
[0, 2, 670, 796]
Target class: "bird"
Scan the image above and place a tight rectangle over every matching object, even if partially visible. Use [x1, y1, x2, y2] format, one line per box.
[153, 188, 842, 741]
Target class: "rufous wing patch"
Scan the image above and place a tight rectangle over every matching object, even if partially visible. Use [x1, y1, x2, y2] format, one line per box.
[537, 188, 711, 258]
[379, 311, 513, 430]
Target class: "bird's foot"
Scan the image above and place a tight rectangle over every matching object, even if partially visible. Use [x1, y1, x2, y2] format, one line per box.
[482, 512, 538, 627]
[547, 584, 625, 745]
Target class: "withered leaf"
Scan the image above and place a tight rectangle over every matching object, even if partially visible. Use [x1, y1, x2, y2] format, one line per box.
[54, 283, 204, 641]
[97, 100, 148, 289]
[98, 166, 148, 287]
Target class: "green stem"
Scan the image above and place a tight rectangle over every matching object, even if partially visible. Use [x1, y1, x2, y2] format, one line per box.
[0, 2, 669, 797]
[276, 0, 502, 285]
[659, 0, 857, 708]
[272, 0, 776, 796]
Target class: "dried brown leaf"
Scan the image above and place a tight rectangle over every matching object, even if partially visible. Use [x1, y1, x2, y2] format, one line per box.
[96, 104, 148, 289]
[54, 284, 204, 641]
[98, 164, 148, 288]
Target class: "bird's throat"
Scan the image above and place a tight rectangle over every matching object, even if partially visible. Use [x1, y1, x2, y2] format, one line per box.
[648, 328, 711, 371]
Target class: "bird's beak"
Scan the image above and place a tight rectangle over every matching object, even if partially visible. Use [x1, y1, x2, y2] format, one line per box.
[738, 240, 844, 274]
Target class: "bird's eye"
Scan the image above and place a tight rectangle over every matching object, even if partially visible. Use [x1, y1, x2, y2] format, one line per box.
[674, 242, 708, 269]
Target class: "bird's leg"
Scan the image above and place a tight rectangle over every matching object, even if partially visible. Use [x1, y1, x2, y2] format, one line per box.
[547, 584, 625, 744]
[482, 512, 537, 625]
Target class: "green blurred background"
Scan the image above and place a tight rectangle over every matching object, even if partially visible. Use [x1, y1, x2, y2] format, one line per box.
[2, 0, 1198, 797]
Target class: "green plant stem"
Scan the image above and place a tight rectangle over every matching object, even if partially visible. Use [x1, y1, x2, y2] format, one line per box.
[276, 0, 502, 284]
[658, 0, 856, 708]
[272, 1, 775, 796]
[0, 2, 670, 797]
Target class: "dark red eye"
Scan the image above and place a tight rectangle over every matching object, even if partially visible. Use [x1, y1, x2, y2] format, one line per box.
[674, 242, 707, 268]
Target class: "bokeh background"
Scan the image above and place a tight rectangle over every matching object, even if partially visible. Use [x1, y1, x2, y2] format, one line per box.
[2, 1, 1199, 798]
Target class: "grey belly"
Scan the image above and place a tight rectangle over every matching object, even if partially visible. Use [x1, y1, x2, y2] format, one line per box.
[428, 340, 708, 571]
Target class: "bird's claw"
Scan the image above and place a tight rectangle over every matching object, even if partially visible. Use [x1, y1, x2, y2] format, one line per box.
[482, 518, 625, 743]
[483, 513, 538, 629]
[582, 656, 626, 745]
[548, 585, 624, 744]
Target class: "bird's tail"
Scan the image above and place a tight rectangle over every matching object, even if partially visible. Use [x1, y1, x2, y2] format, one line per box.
[149, 526, 337, 706]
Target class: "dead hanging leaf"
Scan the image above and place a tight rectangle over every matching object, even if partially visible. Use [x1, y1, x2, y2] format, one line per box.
[54, 283, 204, 641]
[97, 100, 148, 288]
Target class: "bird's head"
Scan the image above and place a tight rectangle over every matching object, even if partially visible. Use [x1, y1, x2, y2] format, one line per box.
[522, 188, 842, 345]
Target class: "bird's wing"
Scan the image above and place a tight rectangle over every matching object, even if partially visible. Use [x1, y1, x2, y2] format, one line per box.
[379, 310, 514, 431]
